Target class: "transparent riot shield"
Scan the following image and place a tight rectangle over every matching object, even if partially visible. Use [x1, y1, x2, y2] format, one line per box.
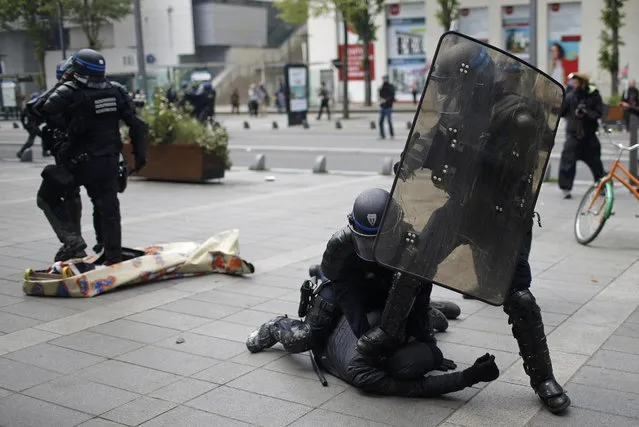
[373, 32, 564, 306]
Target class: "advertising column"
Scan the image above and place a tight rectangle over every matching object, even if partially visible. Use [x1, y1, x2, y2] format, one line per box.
[386, 2, 427, 102]
[459, 7, 489, 43]
[502, 5, 530, 61]
[547, 2, 582, 86]
[284, 64, 309, 127]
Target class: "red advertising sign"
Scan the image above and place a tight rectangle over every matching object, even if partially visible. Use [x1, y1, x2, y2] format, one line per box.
[337, 43, 375, 81]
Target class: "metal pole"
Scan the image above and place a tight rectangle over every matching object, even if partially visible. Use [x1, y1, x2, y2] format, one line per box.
[630, 114, 638, 179]
[133, 0, 148, 95]
[529, 0, 537, 67]
[57, 2, 66, 59]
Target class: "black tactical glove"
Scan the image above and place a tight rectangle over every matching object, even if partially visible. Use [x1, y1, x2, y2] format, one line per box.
[435, 357, 457, 372]
[462, 353, 499, 385]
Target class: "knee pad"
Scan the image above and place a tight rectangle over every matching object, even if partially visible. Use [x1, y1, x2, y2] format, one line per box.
[271, 317, 314, 354]
[503, 289, 541, 323]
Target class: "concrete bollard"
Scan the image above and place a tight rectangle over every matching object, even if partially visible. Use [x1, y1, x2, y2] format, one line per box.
[543, 163, 552, 182]
[313, 155, 328, 173]
[380, 157, 394, 176]
[406, 121, 412, 130]
[303, 120, 310, 129]
[243, 121, 250, 129]
[249, 154, 266, 171]
[20, 148, 33, 162]
[13, 122, 19, 129]
[370, 120, 376, 130]
[272, 121, 278, 129]
[335, 120, 342, 129]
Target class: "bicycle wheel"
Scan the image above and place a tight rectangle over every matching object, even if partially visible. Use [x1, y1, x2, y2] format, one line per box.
[574, 181, 614, 245]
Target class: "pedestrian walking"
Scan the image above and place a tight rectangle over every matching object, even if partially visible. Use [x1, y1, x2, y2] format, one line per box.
[558, 72, 606, 199]
[378, 75, 396, 140]
[317, 81, 330, 120]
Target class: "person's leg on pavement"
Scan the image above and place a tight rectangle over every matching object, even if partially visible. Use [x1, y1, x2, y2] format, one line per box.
[17, 132, 36, 158]
[558, 136, 579, 198]
[247, 283, 340, 354]
[387, 108, 395, 138]
[583, 134, 606, 182]
[379, 109, 387, 139]
[503, 228, 571, 414]
[80, 156, 122, 265]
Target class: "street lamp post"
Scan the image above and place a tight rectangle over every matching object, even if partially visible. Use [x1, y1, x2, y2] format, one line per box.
[57, 1, 66, 59]
[133, 0, 148, 95]
[529, 0, 537, 67]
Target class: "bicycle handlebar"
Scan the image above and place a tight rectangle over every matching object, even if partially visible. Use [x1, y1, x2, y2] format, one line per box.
[601, 125, 639, 152]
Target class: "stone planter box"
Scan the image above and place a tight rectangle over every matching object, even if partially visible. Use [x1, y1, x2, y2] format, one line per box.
[122, 143, 225, 182]
[604, 105, 624, 122]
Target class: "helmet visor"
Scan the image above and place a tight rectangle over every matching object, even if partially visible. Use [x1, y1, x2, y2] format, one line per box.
[350, 229, 376, 262]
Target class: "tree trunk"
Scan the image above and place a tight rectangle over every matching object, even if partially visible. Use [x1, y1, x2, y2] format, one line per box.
[363, 36, 371, 106]
[611, 0, 620, 95]
[342, 17, 349, 119]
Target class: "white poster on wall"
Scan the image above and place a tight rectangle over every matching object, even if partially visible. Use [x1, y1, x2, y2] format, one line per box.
[459, 7, 489, 43]
[386, 2, 427, 102]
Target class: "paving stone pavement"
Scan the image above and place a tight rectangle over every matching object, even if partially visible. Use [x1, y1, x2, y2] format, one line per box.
[0, 161, 639, 427]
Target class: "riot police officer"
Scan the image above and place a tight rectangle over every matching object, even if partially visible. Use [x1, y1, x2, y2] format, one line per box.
[246, 188, 449, 357]
[42, 49, 147, 265]
[28, 59, 89, 261]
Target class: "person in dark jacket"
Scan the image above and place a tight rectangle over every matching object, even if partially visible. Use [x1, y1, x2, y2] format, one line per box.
[318, 312, 499, 397]
[558, 72, 606, 199]
[622, 78, 639, 128]
[41, 49, 147, 265]
[246, 188, 452, 361]
[17, 92, 46, 159]
[378, 76, 396, 139]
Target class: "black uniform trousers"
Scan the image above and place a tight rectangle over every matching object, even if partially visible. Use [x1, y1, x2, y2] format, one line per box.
[558, 133, 606, 192]
[73, 155, 121, 263]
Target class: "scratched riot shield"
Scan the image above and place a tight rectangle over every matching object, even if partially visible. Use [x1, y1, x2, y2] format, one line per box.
[373, 32, 564, 306]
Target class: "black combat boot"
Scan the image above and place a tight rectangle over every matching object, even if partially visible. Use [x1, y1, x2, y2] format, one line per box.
[504, 289, 571, 414]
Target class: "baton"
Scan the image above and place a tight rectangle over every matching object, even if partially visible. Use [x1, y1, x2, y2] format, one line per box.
[309, 351, 328, 387]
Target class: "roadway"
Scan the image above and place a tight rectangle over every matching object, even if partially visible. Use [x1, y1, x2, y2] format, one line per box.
[0, 113, 635, 183]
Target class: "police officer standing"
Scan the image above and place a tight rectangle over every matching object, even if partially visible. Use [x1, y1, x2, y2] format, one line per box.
[42, 49, 148, 265]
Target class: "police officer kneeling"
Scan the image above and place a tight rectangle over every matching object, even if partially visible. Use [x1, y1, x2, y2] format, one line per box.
[42, 49, 148, 265]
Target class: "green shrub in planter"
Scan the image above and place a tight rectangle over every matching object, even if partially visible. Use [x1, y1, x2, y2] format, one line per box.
[122, 90, 232, 170]
[606, 94, 621, 106]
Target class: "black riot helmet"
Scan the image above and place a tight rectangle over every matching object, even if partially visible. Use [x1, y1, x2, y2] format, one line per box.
[348, 188, 398, 261]
[72, 48, 106, 79]
[429, 39, 495, 116]
[56, 58, 73, 80]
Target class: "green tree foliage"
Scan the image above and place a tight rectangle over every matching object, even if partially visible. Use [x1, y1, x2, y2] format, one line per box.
[273, 0, 310, 25]
[0, 0, 60, 87]
[63, 0, 133, 50]
[598, 0, 626, 95]
[435, 0, 460, 31]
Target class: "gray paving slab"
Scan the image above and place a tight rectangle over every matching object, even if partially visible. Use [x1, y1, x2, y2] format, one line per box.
[191, 360, 256, 384]
[1, 299, 81, 321]
[78, 419, 128, 427]
[587, 349, 639, 374]
[190, 319, 256, 343]
[5, 342, 105, 374]
[0, 357, 61, 391]
[24, 376, 140, 415]
[138, 405, 251, 427]
[88, 319, 181, 344]
[125, 308, 213, 331]
[0, 310, 43, 333]
[101, 396, 177, 426]
[148, 377, 218, 404]
[289, 408, 392, 427]
[115, 345, 219, 376]
[76, 360, 180, 394]
[155, 331, 247, 360]
[186, 385, 312, 427]
[50, 331, 145, 358]
[158, 298, 242, 320]
[564, 382, 639, 419]
[527, 407, 639, 427]
[0, 393, 92, 427]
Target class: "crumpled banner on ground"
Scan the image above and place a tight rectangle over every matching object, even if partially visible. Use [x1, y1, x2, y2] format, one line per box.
[23, 229, 255, 298]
